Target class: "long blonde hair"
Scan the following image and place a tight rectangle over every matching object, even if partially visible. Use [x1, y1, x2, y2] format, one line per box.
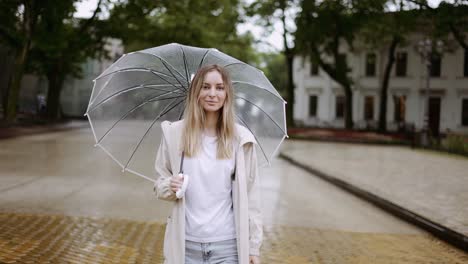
[181, 64, 236, 159]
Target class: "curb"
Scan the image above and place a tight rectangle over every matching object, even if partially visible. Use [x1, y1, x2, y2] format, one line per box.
[288, 135, 411, 147]
[279, 152, 468, 253]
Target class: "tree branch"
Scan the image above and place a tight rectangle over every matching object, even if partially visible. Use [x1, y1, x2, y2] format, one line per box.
[78, 0, 103, 34]
[407, 0, 433, 10]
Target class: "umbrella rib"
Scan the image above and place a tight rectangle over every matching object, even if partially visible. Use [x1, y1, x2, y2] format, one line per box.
[160, 59, 188, 92]
[95, 93, 186, 145]
[198, 49, 211, 69]
[235, 114, 269, 164]
[96, 67, 176, 81]
[179, 45, 190, 85]
[138, 52, 189, 88]
[90, 68, 185, 106]
[124, 98, 185, 170]
[148, 95, 186, 102]
[87, 85, 183, 114]
[177, 99, 186, 120]
[235, 95, 287, 135]
[233, 81, 284, 100]
[223, 62, 245, 68]
[89, 53, 129, 104]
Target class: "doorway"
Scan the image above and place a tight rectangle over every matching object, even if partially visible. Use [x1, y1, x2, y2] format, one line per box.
[428, 97, 441, 137]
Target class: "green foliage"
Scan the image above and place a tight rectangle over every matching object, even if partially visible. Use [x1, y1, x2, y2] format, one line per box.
[26, 0, 110, 120]
[29, 0, 109, 79]
[0, 0, 48, 48]
[107, 0, 258, 63]
[0, 0, 53, 121]
[409, 0, 468, 49]
[246, 0, 298, 37]
[442, 134, 468, 155]
[358, 1, 413, 49]
[245, 0, 299, 127]
[257, 52, 287, 98]
[0, 0, 22, 47]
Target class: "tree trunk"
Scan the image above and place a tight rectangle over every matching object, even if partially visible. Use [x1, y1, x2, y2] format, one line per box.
[5, 43, 30, 123]
[4, 2, 38, 123]
[343, 85, 353, 129]
[378, 37, 399, 132]
[285, 52, 295, 128]
[46, 70, 65, 121]
[279, 0, 295, 128]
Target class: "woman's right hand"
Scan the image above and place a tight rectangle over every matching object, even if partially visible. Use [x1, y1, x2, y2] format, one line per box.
[170, 174, 184, 193]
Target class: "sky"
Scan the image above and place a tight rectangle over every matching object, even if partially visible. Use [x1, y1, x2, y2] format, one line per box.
[74, 0, 449, 53]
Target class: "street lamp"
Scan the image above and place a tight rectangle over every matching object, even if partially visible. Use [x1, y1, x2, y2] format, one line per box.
[416, 38, 444, 147]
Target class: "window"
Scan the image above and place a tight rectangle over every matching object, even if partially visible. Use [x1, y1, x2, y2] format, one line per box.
[430, 53, 441, 77]
[365, 53, 376, 77]
[395, 52, 407, 77]
[310, 61, 319, 76]
[309, 95, 318, 117]
[364, 96, 374, 120]
[462, 98, 468, 126]
[393, 95, 406, 122]
[336, 95, 345, 119]
[464, 50, 468, 77]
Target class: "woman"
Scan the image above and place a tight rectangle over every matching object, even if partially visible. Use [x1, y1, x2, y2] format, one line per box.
[154, 64, 262, 264]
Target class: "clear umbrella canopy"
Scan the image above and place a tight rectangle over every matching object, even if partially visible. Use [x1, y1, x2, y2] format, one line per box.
[86, 43, 287, 182]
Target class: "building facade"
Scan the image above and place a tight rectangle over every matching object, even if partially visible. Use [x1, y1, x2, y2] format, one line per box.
[293, 35, 468, 135]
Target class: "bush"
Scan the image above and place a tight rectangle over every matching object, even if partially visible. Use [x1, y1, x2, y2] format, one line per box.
[441, 134, 468, 155]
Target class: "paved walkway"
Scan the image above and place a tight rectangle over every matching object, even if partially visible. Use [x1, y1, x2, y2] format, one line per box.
[0, 120, 88, 140]
[280, 140, 468, 240]
[2, 212, 467, 264]
[1, 128, 467, 262]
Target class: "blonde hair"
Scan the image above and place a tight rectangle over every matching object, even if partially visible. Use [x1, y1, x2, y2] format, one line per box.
[181, 64, 236, 159]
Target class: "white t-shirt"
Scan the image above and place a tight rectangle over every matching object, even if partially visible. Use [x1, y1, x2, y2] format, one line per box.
[184, 133, 236, 243]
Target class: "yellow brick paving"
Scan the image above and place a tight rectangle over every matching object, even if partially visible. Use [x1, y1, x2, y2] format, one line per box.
[0, 212, 467, 264]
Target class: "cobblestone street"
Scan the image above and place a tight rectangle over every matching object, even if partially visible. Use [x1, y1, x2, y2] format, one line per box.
[0, 127, 467, 263]
[1, 212, 467, 263]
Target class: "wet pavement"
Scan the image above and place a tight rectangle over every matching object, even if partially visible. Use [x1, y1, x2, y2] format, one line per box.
[0, 120, 88, 140]
[281, 140, 468, 239]
[0, 125, 467, 263]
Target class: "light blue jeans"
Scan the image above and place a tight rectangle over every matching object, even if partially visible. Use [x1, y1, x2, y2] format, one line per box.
[185, 238, 238, 264]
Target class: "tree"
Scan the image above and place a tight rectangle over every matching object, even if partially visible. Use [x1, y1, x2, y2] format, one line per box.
[296, 1, 356, 128]
[29, 0, 108, 120]
[296, 0, 388, 129]
[107, 0, 258, 64]
[0, 0, 47, 122]
[246, 0, 298, 128]
[409, 0, 468, 50]
[359, 0, 415, 132]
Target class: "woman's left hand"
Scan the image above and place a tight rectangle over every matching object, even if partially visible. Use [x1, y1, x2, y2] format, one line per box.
[249, 255, 260, 264]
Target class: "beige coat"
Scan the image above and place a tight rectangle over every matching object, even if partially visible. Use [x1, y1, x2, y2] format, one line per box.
[154, 120, 263, 264]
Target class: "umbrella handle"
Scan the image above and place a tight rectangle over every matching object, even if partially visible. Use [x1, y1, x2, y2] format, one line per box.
[176, 173, 189, 198]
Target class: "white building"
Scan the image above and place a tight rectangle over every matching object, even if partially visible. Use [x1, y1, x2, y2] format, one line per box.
[293, 34, 468, 135]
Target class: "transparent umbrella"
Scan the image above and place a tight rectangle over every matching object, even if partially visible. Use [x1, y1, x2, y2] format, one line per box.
[85, 43, 287, 182]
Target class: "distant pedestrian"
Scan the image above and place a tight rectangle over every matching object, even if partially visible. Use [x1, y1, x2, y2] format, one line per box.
[154, 64, 263, 264]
